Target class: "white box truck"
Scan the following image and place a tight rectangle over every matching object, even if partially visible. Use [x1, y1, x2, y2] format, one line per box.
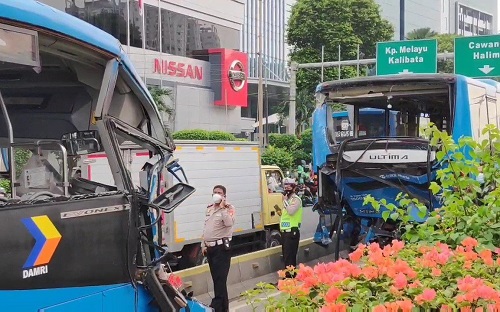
[79, 140, 286, 268]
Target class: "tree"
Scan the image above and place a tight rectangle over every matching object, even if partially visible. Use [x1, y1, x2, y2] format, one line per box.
[275, 90, 316, 135]
[433, 33, 459, 74]
[148, 86, 174, 117]
[287, 0, 394, 93]
[406, 27, 438, 40]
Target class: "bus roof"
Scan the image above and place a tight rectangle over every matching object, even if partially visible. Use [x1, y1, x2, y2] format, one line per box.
[0, 0, 123, 56]
[315, 73, 461, 94]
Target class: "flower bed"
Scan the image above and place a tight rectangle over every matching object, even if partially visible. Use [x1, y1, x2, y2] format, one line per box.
[246, 238, 500, 311]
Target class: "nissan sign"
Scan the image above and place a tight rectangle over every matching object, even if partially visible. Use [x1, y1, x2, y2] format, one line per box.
[228, 60, 246, 92]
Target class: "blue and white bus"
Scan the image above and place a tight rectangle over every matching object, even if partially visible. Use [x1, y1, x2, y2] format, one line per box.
[311, 74, 500, 249]
[0, 1, 206, 311]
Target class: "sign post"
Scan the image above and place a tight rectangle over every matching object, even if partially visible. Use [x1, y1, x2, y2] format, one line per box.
[454, 35, 500, 77]
[376, 39, 438, 75]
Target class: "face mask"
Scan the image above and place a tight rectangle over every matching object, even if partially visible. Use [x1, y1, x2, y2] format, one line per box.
[285, 189, 293, 196]
[212, 193, 223, 204]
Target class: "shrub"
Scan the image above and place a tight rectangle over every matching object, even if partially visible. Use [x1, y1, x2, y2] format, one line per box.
[269, 134, 300, 150]
[245, 238, 500, 311]
[292, 149, 311, 164]
[299, 128, 313, 154]
[207, 131, 237, 141]
[364, 124, 500, 249]
[261, 146, 294, 172]
[172, 129, 236, 141]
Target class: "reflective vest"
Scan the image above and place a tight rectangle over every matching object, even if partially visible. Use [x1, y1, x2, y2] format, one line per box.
[280, 194, 303, 231]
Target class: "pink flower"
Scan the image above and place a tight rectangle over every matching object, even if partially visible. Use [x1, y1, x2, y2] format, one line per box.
[325, 287, 343, 303]
[393, 273, 408, 289]
[415, 288, 437, 305]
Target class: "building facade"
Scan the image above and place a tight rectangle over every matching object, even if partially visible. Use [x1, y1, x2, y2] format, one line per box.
[240, 0, 289, 136]
[39, 0, 251, 135]
[376, 0, 498, 39]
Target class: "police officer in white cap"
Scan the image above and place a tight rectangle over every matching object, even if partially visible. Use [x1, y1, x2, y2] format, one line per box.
[201, 185, 235, 312]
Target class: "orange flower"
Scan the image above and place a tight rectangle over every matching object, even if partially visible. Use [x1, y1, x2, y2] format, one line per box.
[373, 304, 387, 312]
[479, 249, 494, 266]
[397, 300, 414, 312]
[391, 239, 405, 253]
[393, 273, 408, 289]
[440, 305, 453, 312]
[349, 249, 364, 262]
[368, 242, 382, 254]
[464, 260, 473, 269]
[432, 268, 442, 276]
[415, 288, 437, 305]
[362, 266, 379, 280]
[384, 302, 400, 312]
[325, 287, 343, 303]
[320, 303, 347, 312]
[277, 270, 286, 279]
[461, 237, 479, 251]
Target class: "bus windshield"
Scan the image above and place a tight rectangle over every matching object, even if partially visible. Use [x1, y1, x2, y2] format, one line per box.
[325, 81, 452, 144]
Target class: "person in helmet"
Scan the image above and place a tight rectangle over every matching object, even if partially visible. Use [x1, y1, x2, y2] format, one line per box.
[279, 180, 303, 277]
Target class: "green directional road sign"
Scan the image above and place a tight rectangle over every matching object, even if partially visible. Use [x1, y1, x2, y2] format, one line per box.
[455, 35, 500, 77]
[376, 39, 438, 75]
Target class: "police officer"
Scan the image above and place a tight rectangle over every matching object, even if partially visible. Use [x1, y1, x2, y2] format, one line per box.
[201, 185, 235, 312]
[280, 180, 303, 276]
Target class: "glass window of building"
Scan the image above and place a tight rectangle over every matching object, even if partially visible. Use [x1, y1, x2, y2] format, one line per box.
[38, 0, 239, 56]
[39, 0, 128, 45]
[129, 0, 143, 48]
[145, 4, 160, 51]
[160, 9, 239, 57]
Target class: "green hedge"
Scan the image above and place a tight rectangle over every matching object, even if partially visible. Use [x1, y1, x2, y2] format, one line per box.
[172, 129, 237, 141]
[268, 134, 300, 149]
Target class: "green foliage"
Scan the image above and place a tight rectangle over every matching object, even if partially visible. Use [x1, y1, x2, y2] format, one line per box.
[292, 149, 312, 165]
[261, 146, 294, 172]
[0, 179, 9, 192]
[148, 86, 174, 116]
[406, 27, 438, 40]
[287, 0, 393, 92]
[299, 128, 313, 154]
[434, 33, 459, 74]
[172, 129, 236, 141]
[275, 90, 315, 135]
[207, 131, 237, 141]
[0, 148, 32, 194]
[364, 124, 500, 249]
[268, 134, 300, 150]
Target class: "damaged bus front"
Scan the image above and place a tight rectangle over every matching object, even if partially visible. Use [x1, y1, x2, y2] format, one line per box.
[0, 1, 206, 311]
[311, 74, 500, 255]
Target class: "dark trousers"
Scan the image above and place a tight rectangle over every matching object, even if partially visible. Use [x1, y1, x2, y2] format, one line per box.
[207, 244, 231, 312]
[281, 229, 300, 276]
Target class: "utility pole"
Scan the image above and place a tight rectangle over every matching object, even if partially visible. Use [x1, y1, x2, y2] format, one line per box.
[257, 0, 264, 148]
[265, 65, 269, 146]
[288, 62, 297, 135]
[400, 0, 405, 40]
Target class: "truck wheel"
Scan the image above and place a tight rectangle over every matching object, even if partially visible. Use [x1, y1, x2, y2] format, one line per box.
[266, 230, 282, 248]
[179, 245, 208, 269]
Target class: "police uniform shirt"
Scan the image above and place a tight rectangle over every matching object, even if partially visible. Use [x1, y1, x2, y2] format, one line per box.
[201, 203, 235, 247]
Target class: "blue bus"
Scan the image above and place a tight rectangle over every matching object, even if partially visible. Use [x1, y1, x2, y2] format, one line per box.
[311, 74, 500, 251]
[0, 1, 207, 311]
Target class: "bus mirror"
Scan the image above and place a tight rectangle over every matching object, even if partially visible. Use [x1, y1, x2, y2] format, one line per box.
[61, 130, 102, 156]
[149, 183, 196, 213]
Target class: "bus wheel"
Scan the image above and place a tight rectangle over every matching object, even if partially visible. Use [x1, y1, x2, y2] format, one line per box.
[266, 230, 282, 248]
